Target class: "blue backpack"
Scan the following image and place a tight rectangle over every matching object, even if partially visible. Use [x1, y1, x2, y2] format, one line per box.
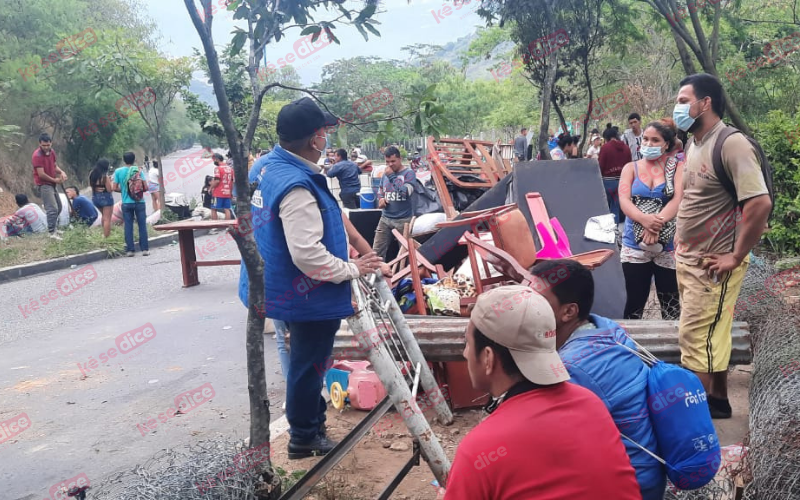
[619, 341, 721, 490]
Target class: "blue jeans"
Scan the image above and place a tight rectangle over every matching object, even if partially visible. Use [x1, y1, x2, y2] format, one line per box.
[285, 318, 339, 443]
[603, 177, 625, 224]
[122, 203, 149, 252]
[273, 319, 290, 381]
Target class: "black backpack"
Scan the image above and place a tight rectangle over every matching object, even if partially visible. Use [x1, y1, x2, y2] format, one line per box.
[709, 126, 775, 219]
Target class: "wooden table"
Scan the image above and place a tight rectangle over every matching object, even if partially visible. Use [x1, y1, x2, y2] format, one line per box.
[154, 219, 241, 287]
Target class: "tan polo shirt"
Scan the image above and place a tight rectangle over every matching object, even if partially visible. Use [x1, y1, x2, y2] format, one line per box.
[675, 120, 768, 264]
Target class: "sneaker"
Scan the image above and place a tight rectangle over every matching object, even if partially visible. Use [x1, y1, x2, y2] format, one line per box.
[208, 228, 220, 235]
[142, 251, 150, 256]
[288, 435, 338, 460]
[126, 251, 135, 257]
[49, 233, 63, 241]
[708, 396, 732, 419]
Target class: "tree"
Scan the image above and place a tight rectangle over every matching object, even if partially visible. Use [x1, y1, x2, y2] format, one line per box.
[182, 1, 383, 495]
[637, 0, 752, 134]
[183, 1, 446, 495]
[84, 38, 193, 209]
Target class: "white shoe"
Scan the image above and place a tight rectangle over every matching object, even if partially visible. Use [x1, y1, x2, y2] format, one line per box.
[49, 233, 63, 241]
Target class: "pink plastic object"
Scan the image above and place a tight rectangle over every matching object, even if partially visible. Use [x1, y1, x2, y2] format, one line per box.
[346, 369, 387, 410]
[535, 219, 573, 259]
[332, 360, 372, 372]
[525, 192, 573, 258]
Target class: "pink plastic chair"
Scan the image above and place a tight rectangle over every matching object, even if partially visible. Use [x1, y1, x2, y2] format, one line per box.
[526, 192, 573, 259]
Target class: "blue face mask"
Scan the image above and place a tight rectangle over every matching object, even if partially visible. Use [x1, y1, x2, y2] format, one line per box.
[673, 99, 704, 131]
[641, 145, 664, 160]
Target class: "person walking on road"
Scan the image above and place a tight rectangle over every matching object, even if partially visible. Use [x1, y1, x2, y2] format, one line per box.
[32, 133, 68, 240]
[112, 151, 149, 257]
[210, 153, 234, 221]
[246, 97, 389, 459]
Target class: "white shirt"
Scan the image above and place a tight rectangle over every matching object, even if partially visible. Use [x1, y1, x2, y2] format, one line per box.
[277, 150, 360, 283]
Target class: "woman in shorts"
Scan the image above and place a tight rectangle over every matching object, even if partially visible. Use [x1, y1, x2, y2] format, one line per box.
[89, 158, 114, 238]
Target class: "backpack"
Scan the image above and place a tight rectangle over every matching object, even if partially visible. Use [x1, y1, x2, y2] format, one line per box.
[126, 166, 147, 202]
[617, 340, 721, 491]
[708, 126, 775, 219]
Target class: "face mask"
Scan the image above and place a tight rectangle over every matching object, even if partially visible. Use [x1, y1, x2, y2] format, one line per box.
[641, 145, 664, 160]
[673, 99, 705, 132]
[311, 135, 326, 155]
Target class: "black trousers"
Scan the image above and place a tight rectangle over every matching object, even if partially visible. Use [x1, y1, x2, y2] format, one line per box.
[622, 261, 681, 320]
[340, 191, 360, 209]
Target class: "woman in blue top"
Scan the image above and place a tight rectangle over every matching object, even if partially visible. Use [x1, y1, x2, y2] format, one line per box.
[619, 119, 684, 319]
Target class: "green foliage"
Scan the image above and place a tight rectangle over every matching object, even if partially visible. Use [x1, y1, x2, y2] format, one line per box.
[756, 110, 800, 255]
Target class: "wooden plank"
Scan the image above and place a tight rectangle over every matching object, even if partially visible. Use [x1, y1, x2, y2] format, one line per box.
[154, 219, 238, 231]
[194, 260, 241, 267]
[328, 318, 752, 365]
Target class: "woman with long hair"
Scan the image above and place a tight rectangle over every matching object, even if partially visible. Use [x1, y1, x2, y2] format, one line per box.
[618, 120, 684, 319]
[89, 158, 114, 238]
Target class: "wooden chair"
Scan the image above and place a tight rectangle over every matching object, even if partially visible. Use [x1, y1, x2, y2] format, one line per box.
[463, 231, 615, 286]
[427, 136, 509, 219]
[387, 229, 447, 315]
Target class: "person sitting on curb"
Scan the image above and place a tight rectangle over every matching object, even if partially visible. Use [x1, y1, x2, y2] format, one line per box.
[443, 285, 641, 500]
[530, 259, 666, 500]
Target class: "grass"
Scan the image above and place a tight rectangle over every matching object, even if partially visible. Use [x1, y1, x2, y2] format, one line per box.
[0, 222, 160, 268]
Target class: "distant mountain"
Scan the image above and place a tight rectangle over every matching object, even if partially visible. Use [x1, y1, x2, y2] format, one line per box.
[433, 32, 515, 82]
[188, 75, 218, 110]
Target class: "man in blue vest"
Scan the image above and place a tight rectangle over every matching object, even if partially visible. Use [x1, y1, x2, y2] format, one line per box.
[246, 97, 386, 459]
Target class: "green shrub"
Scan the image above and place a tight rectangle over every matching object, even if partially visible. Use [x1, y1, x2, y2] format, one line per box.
[755, 110, 800, 256]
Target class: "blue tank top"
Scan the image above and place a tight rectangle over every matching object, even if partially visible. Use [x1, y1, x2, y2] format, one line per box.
[622, 161, 674, 251]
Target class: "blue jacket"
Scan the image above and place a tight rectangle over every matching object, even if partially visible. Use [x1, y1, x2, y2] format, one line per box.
[240, 146, 352, 322]
[558, 314, 665, 495]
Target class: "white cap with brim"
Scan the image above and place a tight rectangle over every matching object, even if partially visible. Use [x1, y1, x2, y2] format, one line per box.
[470, 285, 570, 385]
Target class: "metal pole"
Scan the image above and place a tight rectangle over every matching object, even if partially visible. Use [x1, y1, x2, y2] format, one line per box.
[349, 280, 451, 486]
[373, 274, 454, 425]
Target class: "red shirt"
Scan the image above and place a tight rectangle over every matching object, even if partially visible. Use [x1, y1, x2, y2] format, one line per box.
[444, 383, 641, 500]
[212, 164, 234, 198]
[598, 139, 630, 178]
[32, 148, 57, 186]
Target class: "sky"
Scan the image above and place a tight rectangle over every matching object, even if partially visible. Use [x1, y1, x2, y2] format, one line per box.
[142, 0, 483, 86]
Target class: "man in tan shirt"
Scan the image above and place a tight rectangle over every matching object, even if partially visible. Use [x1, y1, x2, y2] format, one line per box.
[673, 73, 772, 418]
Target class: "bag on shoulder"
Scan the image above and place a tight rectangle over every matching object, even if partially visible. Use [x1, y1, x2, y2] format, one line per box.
[616, 340, 721, 491]
[710, 126, 775, 219]
[126, 167, 147, 202]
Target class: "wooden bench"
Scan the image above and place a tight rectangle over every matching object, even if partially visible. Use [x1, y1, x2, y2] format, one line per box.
[154, 219, 240, 287]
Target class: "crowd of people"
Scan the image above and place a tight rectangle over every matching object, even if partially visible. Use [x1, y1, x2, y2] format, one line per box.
[235, 74, 769, 499]
[3, 72, 771, 498]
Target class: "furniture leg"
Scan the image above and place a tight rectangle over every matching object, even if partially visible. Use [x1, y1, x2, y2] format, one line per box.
[178, 229, 200, 287]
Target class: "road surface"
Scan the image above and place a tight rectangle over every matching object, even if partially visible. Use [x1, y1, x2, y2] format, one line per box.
[0, 151, 286, 499]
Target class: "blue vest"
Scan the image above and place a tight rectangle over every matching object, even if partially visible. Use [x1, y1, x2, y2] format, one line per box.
[249, 146, 353, 322]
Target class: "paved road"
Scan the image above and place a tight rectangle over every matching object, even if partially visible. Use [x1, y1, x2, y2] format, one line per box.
[0, 221, 285, 499]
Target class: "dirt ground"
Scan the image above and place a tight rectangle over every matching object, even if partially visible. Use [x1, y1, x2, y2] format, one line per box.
[270, 366, 751, 500]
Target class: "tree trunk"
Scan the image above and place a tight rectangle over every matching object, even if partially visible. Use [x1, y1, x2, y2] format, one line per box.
[551, 96, 568, 134]
[537, 0, 559, 160]
[184, 2, 276, 496]
[671, 30, 697, 75]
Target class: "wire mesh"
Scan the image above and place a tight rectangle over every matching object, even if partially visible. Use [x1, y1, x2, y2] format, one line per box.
[89, 438, 273, 500]
[662, 257, 800, 499]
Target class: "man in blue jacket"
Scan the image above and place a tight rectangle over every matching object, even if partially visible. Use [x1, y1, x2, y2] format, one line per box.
[530, 259, 666, 500]
[242, 97, 386, 459]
